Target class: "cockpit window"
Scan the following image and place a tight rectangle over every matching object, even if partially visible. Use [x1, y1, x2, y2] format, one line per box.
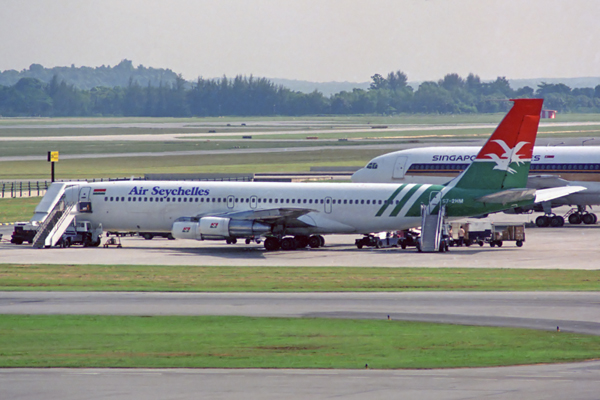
[366, 162, 378, 170]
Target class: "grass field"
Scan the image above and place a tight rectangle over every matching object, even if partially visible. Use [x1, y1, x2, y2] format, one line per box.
[1, 265, 599, 292]
[0, 149, 385, 180]
[1, 315, 598, 368]
[0, 197, 40, 223]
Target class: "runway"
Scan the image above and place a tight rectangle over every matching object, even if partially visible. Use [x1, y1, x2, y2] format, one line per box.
[3, 363, 600, 400]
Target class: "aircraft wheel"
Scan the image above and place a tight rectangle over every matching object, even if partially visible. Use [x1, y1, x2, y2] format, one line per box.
[479, 241, 484, 247]
[264, 237, 281, 251]
[318, 235, 325, 247]
[550, 216, 564, 227]
[582, 213, 596, 225]
[535, 216, 549, 227]
[592, 213, 598, 224]
[281, 237, 297, 251]
[245, 238, 252, 245]
[568, 213, 582, 225]
[294, 235, 309, 248]
[308, 235, 321, 248]
[143, 233, 153, 240]
[516, 240, 523, 247]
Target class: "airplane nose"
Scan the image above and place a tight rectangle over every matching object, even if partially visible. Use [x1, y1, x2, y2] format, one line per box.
[351, 169, 366, 182]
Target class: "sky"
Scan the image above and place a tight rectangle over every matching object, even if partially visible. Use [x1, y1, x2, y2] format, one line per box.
[1, 0, 599, 83]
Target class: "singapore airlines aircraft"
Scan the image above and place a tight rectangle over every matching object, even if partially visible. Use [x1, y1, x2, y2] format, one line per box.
[31, 99, 583, 251]
[352, 144, 600, 227]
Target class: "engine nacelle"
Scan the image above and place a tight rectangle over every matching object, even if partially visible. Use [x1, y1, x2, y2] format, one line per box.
[171, 217, 271, 240]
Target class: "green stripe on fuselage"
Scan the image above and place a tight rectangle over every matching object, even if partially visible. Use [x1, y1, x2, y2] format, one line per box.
[389, 185, 422, 217]
[405, 186, 442, 217]
[375, 184, 406, 217]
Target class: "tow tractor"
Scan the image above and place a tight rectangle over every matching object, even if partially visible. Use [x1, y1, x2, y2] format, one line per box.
[355, 230, 419, 249]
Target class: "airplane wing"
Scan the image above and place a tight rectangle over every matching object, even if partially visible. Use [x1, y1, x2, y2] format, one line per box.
[476, 186, 587, 205]
[197, 207, 318, 228]
[534, 186, 587, 203]
[476, 189, 536, 205]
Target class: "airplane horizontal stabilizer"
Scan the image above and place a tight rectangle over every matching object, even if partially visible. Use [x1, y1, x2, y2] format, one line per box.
[534, 186, 587, 203]
[476, 188, 537, 205]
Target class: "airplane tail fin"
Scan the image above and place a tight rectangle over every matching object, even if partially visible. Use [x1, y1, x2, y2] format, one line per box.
[452, 99, 544, 190]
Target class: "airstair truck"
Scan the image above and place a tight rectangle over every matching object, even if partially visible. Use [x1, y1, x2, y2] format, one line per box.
[11, 182, 102, 247]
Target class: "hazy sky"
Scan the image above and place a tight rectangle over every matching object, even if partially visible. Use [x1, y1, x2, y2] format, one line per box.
[1, 0, 599, 83]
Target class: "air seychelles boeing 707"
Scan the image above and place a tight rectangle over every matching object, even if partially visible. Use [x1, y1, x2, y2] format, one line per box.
[39, 99, 583, 251]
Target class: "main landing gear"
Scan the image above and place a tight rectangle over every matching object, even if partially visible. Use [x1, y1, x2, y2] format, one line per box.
[536, 206, 597, 227]
[535, 214, 564, 227]
[263, 235, 325, 251]
[566, 210, 597, 225]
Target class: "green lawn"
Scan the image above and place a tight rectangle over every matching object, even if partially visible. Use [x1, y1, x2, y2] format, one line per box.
[1, 265, 599, 292]
[0, 197, 40, 223]
[1, 315, 598, 368]
[0, 149, 383, 180]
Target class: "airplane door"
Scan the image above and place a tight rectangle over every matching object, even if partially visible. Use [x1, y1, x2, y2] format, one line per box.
[324, 197, 332, 214]
[79, 187, 91, 201]
[250, 196, 258, 209]
[78, 186, 92, 213]
[227, 195, 235, 209]
[392, 156, 408, 179]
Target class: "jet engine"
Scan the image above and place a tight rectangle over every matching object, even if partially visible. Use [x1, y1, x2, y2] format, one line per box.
[171, 217, 271, 240]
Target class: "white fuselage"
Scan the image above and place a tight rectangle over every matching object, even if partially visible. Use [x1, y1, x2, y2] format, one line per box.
[65, 180, 432, 235]
[351, 146, 600, 207]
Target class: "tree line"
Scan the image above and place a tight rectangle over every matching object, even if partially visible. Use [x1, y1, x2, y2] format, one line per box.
[1, 69, 600, 117]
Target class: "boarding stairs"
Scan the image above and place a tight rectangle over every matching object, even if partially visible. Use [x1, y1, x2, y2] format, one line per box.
[419, 191, 446, 253]
[32, 196, 77, 248]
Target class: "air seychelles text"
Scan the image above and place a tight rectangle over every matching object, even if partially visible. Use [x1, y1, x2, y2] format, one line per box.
[128, 186, 210, 196]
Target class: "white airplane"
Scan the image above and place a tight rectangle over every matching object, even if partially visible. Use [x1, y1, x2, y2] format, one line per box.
[27, 99, 584, 251]
[352, 145, 600, 227]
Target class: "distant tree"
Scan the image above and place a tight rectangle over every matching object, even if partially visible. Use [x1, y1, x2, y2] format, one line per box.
[515, 86, 535, 98]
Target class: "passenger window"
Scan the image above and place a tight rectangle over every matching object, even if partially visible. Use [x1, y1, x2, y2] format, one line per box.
[195, 198, 199, 202]
[269, 199, 273, 203]
[343, 199, 347, 204]
[309, 199, 313, 204]
[274, 199, 278, 203]
[150, 198, 153, 202]
[104, 197, 108, 202]
[286, 199, 290, 203]
[379, 200, 382, 205]
[303, 199, 307, 204]
[183, 198, 187, 202]
[366, 200, 370, 204]
[116, 197, 119, 202]
[361, 200, 364, 204]
[128, 197, 131, 201]
[349, 200, 353, 204]
[291, 199, 295, 204]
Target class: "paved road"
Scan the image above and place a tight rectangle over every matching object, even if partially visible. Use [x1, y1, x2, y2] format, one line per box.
[3, 363, 600, 400]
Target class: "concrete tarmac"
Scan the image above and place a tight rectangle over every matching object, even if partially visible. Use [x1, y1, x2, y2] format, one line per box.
[1, 223, 599, 269]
